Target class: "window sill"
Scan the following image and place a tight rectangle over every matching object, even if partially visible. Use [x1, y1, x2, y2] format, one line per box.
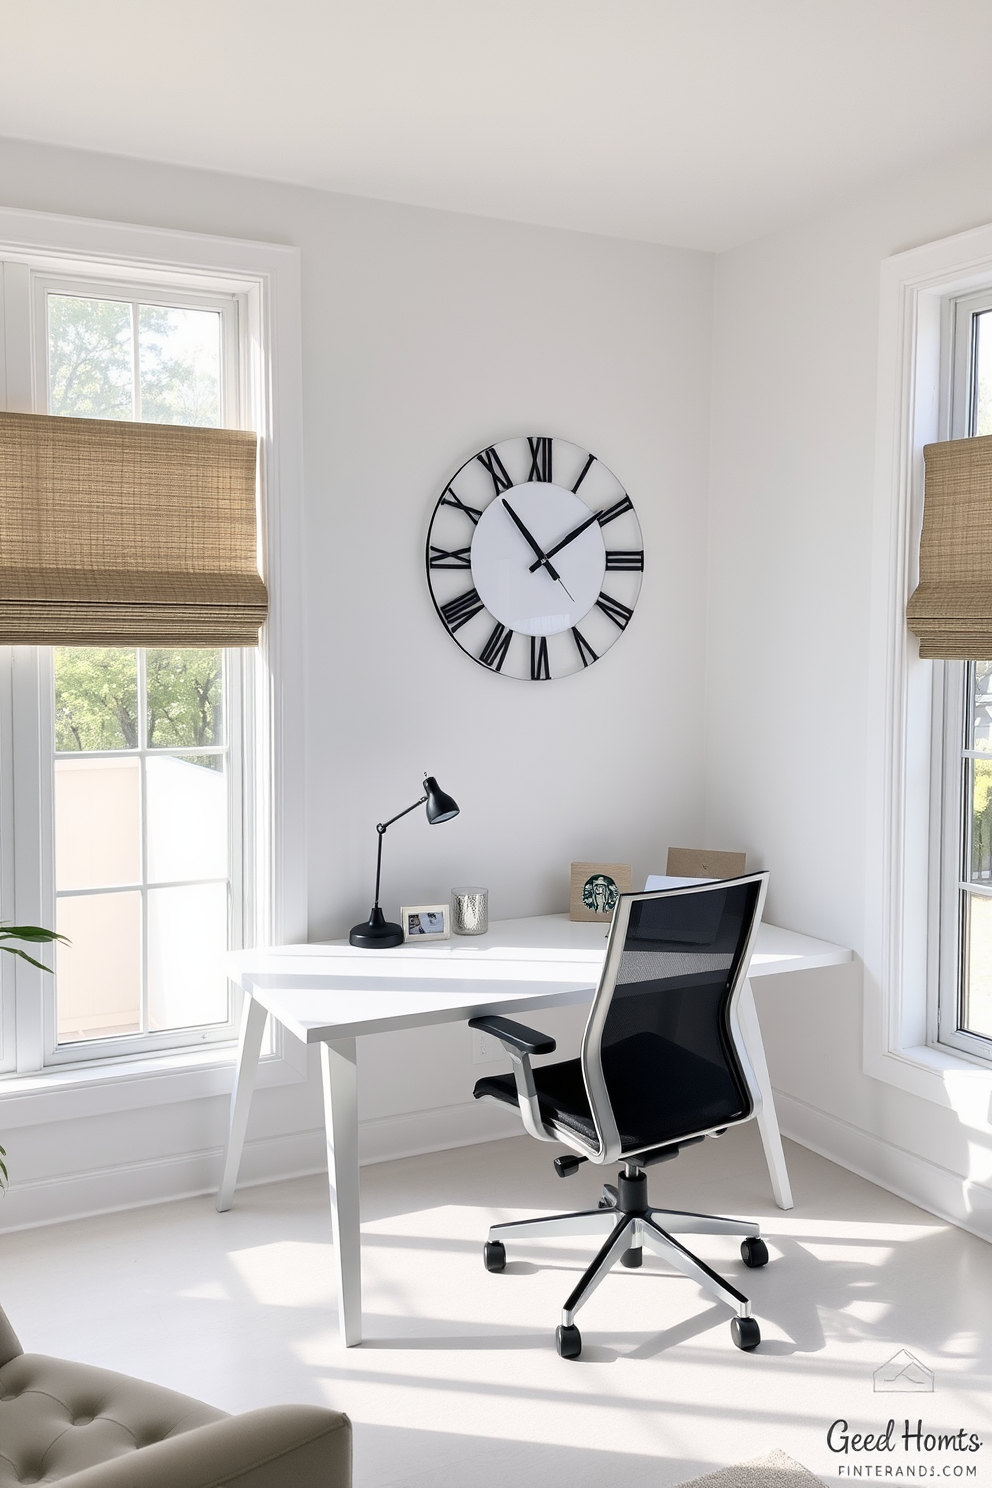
[0, 1031, 307, 1130]
[866, 1041, 992, 1131]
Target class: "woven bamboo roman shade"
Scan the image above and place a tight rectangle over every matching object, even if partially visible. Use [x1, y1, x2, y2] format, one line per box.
[907, 434, 992, 659]
[0, 411, 266, 647]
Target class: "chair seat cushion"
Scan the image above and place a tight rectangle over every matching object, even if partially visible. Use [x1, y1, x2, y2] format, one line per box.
[0, 1353, 226, 1486]
[473, 1031, 745, 1150]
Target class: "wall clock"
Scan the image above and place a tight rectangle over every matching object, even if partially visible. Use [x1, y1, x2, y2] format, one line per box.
[425, 436, 643, 681]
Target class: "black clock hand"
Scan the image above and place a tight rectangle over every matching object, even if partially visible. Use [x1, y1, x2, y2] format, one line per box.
[500, 499, 574, 599]
[500, 498, 560, 578]
[527, 509, 600, 573]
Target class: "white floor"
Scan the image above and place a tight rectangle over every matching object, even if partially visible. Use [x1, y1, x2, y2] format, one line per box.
[3, 1126, 992, 1487]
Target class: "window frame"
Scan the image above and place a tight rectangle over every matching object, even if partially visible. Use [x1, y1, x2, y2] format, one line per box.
[45, 647, 248, 1064]
[867, 221, 992, 1112]
[0, 207, 306, 1107]
[27, 273, 249, 1066]
[928, 291, 992, 1063]
[33, 273, 243, 425]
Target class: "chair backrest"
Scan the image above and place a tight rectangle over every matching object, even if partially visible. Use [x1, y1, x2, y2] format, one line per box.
[579, 873, 768, 1165]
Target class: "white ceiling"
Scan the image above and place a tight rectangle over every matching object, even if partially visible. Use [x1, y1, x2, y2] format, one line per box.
[2, 0, 992, 252]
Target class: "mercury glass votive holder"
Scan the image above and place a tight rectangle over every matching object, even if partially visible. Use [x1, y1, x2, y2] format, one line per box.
[451, 886, 488, 936]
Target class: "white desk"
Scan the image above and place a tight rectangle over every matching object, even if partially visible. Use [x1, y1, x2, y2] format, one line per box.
[217, 913, 850, 1346]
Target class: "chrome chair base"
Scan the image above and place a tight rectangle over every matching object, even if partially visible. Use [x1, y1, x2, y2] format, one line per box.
[485, 1166, 768, 1356]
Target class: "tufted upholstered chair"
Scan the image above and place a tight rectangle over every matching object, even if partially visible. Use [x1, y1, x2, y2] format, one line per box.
[0, 1303, 350, 1487]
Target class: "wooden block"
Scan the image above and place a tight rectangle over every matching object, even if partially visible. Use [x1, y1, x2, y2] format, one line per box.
[569, 861, 632, 921]
[666, 847, 746, 879]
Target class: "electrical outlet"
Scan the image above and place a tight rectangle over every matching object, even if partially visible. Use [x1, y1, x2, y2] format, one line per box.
[472, 1028, 507, 1064]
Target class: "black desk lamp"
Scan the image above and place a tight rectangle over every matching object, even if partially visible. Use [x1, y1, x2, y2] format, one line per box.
[349, 775, 460, 949]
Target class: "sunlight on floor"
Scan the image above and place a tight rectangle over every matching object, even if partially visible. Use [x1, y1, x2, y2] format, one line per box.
[2, 1126, 991, 1488]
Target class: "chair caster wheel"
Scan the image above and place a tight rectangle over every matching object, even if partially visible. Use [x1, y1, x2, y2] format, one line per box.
[740, 1238, 769, 1268]
[484, 1241, 506, 1272]
[598, 1184, 618, 1209]
[731, 1316, 761, 1351]
[620, 1245, 642, 1268]
[556, 1324, 581, 1359]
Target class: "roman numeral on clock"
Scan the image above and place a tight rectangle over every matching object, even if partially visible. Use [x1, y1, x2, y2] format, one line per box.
[441, 487, 483, 525]
[571, 627, 598, 668]
[476, 446, 513, 495]
[528, 437, 553, 483]
[597, 494, 634, 527]
[480, 622, 512, 672]
[530, 635, 551, 680]
[428, 545, 473, 569]
[572, 453, 595, 493]
[604, 549, 644, 571]
[440, 588, 485, 633]
[596, 591, 633, 630]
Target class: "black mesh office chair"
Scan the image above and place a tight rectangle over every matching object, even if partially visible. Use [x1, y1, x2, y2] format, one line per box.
[470, 874, 771, 1359]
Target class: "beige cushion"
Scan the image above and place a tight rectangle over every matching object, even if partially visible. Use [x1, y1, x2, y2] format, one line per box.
[0, 1305, 351, 1487]
[0, 1354, 225, 1485]
[52, 1406, 351, 1488]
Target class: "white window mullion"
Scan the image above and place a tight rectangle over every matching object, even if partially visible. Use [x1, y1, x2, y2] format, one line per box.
[11, 647, 55, 1073]
[3, 260, 33, 414]
[137, 648, 149, 1036]
[937, 668, 964, 1051]
[131, 300, 141, 421]
[0, 649, 17, 1074]
[1, 262, 47, 1072]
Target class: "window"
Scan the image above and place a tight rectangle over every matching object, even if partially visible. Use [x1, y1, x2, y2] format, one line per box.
[0, 261, 261, 1073]
[866, 222, 992, 1108]
[933, 294, 992, 1062]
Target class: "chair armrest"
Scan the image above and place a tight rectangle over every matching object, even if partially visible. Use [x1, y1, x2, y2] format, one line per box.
[470, 1017, 559, 1145]
[468, 1015, 556, 1055]
[57, 1405, 351, 1488]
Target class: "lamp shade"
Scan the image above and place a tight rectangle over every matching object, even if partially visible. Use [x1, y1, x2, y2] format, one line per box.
[424, 776, 459, 824]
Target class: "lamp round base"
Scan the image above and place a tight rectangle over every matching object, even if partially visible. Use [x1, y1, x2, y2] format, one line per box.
[349, 908, 404, 949]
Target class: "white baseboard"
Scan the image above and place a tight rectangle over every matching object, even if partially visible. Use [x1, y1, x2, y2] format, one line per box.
[357, 1098, 520, 1165]
[4, 1082, 989, 1246]
[0, 1099, 520, 1233]
[776, 1089, 992, 1244]
[0, 1129, 323, 1233]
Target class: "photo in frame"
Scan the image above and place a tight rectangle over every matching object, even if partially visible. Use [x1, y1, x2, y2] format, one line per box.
[569, 862, 632, 922]
[400, 904, 450, 942]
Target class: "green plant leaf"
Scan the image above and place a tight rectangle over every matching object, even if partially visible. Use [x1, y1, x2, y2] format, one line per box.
[0, 946, 56, 973]
[0, 925, 70, 944]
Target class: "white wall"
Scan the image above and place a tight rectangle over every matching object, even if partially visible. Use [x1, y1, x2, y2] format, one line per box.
[0, 136, 714, 1227]
[706, 137, 992, 1239]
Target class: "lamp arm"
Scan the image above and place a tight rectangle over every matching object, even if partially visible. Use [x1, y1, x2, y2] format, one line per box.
[372, 793, 428, 906]
[376, 794, 428, 835]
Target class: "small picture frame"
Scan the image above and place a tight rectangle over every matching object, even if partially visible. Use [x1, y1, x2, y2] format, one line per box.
[400, 904, 450, 942]
[569, 862, 633, 922]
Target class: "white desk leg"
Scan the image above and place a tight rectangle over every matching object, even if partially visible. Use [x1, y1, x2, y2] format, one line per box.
[320, 1038, 362, 1347]
[216, 994, 268, 1212]
[737, 978, 794, 1211]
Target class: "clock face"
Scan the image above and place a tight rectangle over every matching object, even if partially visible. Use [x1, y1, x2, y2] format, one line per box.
[426, 437, 643, 681]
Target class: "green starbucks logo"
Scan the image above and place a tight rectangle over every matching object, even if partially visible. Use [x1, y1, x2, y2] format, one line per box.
[583, 873, 619, 915]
